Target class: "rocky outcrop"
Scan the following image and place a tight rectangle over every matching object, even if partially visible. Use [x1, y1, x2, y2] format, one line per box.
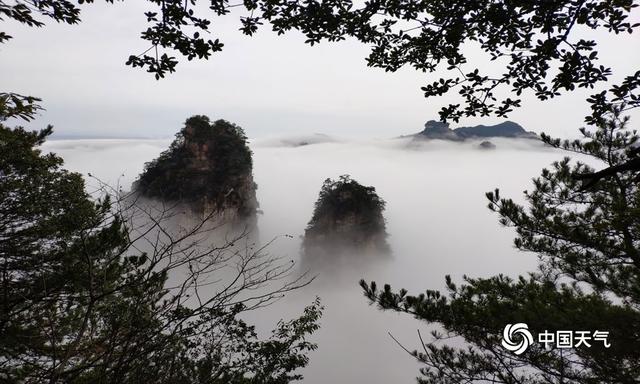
[414, 120, 537, 141]
[478, 140, 497, 150]
[278, 133, 336, 147]
[133, 115, 258, 228]
[301, 176, 390, 268]
[419, 120, 463, 141]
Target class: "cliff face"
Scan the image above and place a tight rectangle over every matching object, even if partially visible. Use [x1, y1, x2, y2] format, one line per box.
[420, 120, 463, 141]
[416, 120, 537, 141]
[302, 176, 390, 267]
[134, 116, 258, 226]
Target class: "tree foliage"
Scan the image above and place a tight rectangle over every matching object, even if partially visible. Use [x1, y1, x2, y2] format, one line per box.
[2, 0, 638, 122]
[361, 109, 640, 383]
[0, 123, 321, 383]
[0, 93, 43, 122]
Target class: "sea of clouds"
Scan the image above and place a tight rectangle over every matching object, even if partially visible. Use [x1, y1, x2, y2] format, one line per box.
[42, 135, 580, 384]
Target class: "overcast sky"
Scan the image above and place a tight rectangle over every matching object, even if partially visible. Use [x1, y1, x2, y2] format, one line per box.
[1, 2, 639, 139]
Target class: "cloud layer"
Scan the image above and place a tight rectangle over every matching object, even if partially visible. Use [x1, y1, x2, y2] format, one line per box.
[43, 136, 579, 383]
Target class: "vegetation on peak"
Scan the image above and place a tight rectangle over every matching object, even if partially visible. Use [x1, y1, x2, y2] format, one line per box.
[136, 116, 255, 215]
[304, 175, 388, 251]
[181, 115, 250, 148]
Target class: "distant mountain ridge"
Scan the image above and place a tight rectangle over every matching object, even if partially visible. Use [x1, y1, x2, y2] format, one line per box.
[414, 120, 538, 141]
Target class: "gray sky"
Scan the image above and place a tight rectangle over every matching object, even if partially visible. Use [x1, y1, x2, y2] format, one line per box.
[1, 2, 639, 139]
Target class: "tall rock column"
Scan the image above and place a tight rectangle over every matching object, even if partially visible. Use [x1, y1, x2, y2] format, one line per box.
[301, 175, 390, 269]
[133, 115, 258, 231]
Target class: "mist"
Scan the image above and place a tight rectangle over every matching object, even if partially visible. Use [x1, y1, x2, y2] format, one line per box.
[42, 135, 572, 384]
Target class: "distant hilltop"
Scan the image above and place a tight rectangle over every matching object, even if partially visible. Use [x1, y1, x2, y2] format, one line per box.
[414, 120, 538, 141]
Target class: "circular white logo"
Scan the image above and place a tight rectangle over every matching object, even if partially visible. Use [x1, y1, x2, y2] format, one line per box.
[501, 323, 533, 355]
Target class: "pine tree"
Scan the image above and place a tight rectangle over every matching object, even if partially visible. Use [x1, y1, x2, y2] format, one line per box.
[0, 122, 322, 383]
[361, 108, 640, 383]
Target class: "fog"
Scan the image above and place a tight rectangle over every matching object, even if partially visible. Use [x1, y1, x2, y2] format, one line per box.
[42, 135, 571, 383]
